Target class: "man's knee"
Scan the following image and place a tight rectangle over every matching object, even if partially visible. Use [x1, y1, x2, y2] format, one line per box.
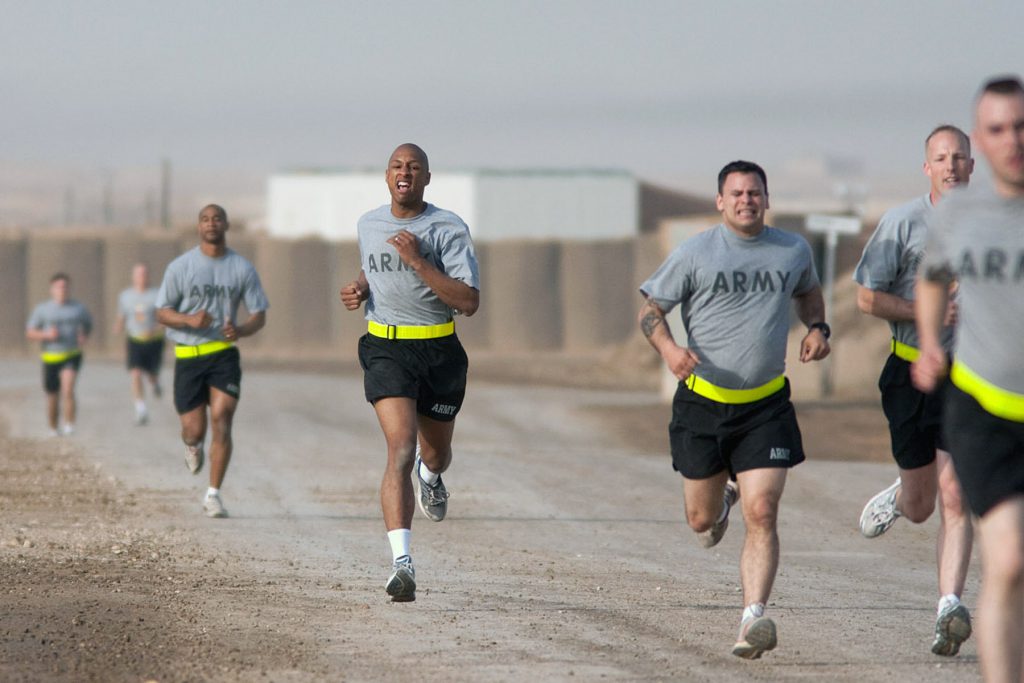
[742, 495, 779, 531]
[685, 506, 717, 533]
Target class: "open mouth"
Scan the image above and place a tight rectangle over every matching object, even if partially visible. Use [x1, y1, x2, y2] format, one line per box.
[396, 181, 411, 191]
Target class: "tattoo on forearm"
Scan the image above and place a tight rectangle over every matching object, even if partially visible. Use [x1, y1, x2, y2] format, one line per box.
[640, 310, 664, 338]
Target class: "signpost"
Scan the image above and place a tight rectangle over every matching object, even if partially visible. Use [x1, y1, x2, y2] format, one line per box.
[805, 214, 862, 397]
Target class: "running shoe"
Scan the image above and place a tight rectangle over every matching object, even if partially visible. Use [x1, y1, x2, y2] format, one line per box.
[203, 492, 228, 518]
[385, 555, 416, 602]
[135, 407, 149, 426]
[153, 383, 162, 399]
[185, 443, 204, 475]
[859, 478, 902, 538]
[732, 615, 777, 659]
[414, 454, 449, 522]
[699, 481, 739, 548]
[60, 423, 76, 436]
[931, 602, 972, 656]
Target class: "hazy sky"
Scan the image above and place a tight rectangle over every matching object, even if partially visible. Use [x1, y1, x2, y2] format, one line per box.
[2, 0, 1022, 221]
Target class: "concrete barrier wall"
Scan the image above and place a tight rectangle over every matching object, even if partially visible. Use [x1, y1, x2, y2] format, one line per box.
[0, 237, 27, 352]
[561, 240, 636, 350]
[486, 241, 563, 351]
[7, 232, 647, 357]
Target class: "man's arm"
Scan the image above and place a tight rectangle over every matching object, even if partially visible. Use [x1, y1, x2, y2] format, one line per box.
[390, 232, 479, 315]
[223, 310, 265, 341]
[156, 307, 212, 330]
[911, 277, 951, 393]
[856, 286, 915, 321]
[638, 296, 699, 380]
[794, 285, 830, 362]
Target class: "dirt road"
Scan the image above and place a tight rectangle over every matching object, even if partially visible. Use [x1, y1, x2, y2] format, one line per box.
[0, 357, 981, 682]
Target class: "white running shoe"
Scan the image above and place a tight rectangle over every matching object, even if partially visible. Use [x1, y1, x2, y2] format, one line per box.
[185, 443, 204, 474]
[203, 492, 228, 518]
[699, 481, 739, 548]
[732, 615, 777, 659]
[60, 423, 76, 436]
[385, 555, 416, 602]
[932, 603, 972, 656]
[134, 407, 149, 426]
[859, 478, 902, 538]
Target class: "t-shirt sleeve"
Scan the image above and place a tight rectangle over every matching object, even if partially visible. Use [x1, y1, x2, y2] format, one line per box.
[242, 264, 270, 313]
[438, 224, 480, 290]
[639, 244, 694, 315]
[852, 214, 903, 290]
[155, 263, 182, 310]
[26, 303, 44, 330]
[921, 202, 954, 282]
[793, 237, 820, 296]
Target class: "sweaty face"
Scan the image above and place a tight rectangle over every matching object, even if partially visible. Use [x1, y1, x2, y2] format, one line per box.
[975, 92, 1024, 195]
[716, 172, 769, 235]
[924, 131, 974, 199]
[198, 206, 229, 244]
[386, 146, 430, 209]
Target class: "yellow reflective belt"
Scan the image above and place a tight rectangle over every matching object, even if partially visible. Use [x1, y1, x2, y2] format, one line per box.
[367, 320, 454, 340]
[175, 341, 234, 359]
[685, 374, 785, 404]
[130, 332, 164, 343]
[951, 361, 1024, 423]
[40, 350, 81, 364]
[891, 338, 920, 362]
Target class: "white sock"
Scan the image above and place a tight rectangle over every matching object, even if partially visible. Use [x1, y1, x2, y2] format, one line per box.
[418, 460, 440, 486]
[135, 400, 147, 413]
[938, 593, 961, 614]
[387, 529, 411, 562]
[742, 602, 765, 623]
[206, 487, 220, 498]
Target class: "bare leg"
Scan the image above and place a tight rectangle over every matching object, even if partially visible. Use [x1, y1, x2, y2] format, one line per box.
[130, 368, 144, 402]
[179, 404, 208, 451]
[207, 388, 238, 489]
[934, 451, 973, 598]
[682, 470, 731, 532]
[373, 397, 419, 531]
[46, 391, 59, 430]
[59, 367, 78, 426]
[416, 415, 456, 475]
[976, 497, 1024, 683]
[735, 468, 788, 606]
[897, 460, 938, 523]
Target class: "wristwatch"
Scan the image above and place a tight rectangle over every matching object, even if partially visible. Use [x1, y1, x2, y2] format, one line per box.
[809, 321, 831, 339]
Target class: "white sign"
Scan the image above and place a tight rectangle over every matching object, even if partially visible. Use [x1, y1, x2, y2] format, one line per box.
[805, 214, 862, 235]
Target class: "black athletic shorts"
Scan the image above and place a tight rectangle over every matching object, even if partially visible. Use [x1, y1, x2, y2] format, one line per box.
[945, 384, 1024, 517]
[126, 337, 165, 374]
[669, 379, 805, 479]
[173, 346, 241, 414]
[879, 354, 948, 469]
[42, 354, 82, 394]
[358, 333, 468, 422]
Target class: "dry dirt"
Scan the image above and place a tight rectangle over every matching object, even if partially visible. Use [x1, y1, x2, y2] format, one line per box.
[0, 356, 981, 682]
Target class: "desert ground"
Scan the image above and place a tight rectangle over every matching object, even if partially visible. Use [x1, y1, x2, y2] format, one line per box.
[0, 355, 982, 682]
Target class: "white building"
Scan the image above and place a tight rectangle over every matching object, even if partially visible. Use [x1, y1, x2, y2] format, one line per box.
[265, 168, 640, 241]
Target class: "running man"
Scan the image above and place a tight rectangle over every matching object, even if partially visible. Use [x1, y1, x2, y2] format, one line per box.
[638, 160, 830, 659]
[113, 263, 165, 425]
[913, 75, 1024, 683]
[340, 143, 480, 602]
[155, 204, 269, 518]
[855, 125, 975, 656]
[25, 273, 93, 436]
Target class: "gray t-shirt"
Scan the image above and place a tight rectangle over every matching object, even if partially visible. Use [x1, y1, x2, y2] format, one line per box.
[640, 224, 819, 388]
[156, 246, 269, 346]
[358, 203, 480, 326]
[853, 195, 953, 351]
[118, 287, 161, 339]
[923, 184, 1024, 394]
[26, 299, 93, 354]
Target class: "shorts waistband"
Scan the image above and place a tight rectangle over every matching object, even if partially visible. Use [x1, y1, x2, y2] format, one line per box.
[175, 341, 234, 359]
[367, 320, 454, 340]
[130, 332, 164, 343]
[951, 360, 1024, 422]
[685, 373, 785, 404]
[891, 338, 920, 362]
[41, 350, 81, 364]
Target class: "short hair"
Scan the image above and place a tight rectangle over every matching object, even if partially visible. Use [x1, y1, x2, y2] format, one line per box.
[390, 143, 430, 171]
[717, 160, 768, 195]
[199, 204, 228, 221]
[977, 75, 1024, 100]
[925, 125, 971, 154]
[50, 272, 69, 284]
